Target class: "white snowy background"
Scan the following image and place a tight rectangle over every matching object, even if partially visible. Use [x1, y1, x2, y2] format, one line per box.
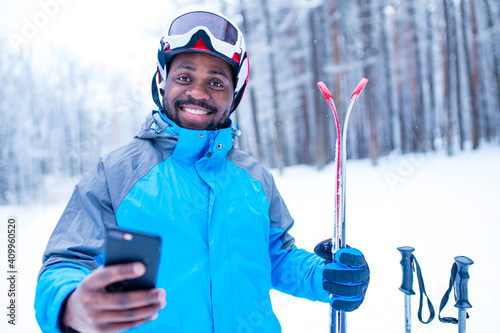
[1, 145, 499, 332]
[1, 0, 500, 332]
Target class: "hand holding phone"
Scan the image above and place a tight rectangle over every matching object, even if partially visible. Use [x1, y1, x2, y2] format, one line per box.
[62, 262, 166, 332]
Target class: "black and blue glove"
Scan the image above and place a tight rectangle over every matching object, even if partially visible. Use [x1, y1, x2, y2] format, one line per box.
[314, 239, 370, 312]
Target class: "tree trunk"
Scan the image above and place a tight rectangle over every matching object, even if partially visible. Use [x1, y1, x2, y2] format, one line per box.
[309, 8, 328, 168]
[359, 0, 378, 165]
[482, 0, 500, 139]
[380, 1, 397, 153]
[426, 1, 437, 151]
[260, 0, 287, 171]
[453, 0, 466, 150]
[443, 0, 454, 156]
[239, 1, 262, 160]
[408, 0, 427, 152]
[462, 0, 481, 149]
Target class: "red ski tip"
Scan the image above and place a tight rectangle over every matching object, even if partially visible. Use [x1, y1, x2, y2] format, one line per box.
[351, 78, 368, 100]
[317, 81, 333, 101]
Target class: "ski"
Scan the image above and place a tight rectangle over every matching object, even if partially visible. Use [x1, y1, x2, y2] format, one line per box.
[317, 78, 368, 333]
[317, 82, 342, 255]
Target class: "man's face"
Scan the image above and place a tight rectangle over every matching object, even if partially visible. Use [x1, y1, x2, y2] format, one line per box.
[163, 52, 234, 130]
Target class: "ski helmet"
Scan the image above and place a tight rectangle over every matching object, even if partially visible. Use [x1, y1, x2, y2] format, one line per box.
[152, 10, 249, 112]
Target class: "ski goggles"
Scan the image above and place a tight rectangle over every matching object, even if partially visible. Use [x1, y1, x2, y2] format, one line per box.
[169, 11, 239, 45]
[166, 11, 244, 62]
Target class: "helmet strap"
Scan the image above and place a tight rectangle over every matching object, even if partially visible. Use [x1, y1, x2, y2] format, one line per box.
[151, 69, 164, 111]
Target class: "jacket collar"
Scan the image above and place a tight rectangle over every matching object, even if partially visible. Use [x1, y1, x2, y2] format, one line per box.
[135, 110, 235, 163]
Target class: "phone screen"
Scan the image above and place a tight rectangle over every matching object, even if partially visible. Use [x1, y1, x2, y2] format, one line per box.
[104, 227, 161, 292]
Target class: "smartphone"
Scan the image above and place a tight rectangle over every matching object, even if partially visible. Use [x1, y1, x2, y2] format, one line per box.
[104, 227, 161, 292]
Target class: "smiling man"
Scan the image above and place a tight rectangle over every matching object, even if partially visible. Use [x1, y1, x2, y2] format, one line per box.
[164, 52, 234, 130]
[35, 10, 369, 333]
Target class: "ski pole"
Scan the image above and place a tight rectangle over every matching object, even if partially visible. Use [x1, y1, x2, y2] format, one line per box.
[438, 256, 473, 331]
[454, 256, 473, 333]
[397, 246, 416, 333]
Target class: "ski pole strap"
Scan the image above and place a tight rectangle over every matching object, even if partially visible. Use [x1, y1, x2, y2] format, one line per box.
[439, 262, 460, 323]
[413, 256, 435, 324]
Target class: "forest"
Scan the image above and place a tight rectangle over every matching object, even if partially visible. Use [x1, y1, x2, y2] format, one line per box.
[1, 0, 499, 204]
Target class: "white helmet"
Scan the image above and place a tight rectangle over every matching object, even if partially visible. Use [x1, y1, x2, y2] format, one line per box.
[152, 11, 249, 112]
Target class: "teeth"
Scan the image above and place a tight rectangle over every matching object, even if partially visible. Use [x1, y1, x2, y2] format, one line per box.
[183, 107, 209, 115]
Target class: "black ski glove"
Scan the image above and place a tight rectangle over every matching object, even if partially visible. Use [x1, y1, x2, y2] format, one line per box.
[314, 239, 370, 312]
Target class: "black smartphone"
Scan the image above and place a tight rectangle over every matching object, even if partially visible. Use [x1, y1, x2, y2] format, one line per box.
[104, 227, 161, 292]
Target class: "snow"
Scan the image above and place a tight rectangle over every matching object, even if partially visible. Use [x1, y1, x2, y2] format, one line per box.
[1, 145, 499, 333]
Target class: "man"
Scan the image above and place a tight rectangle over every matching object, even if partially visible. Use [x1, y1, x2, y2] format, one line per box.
[35, 10, 369, 333]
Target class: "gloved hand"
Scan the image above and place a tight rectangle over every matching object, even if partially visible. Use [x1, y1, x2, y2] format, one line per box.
[314, 239, 370, 312]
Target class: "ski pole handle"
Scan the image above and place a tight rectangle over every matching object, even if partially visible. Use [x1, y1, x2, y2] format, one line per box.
[454, 256, 473, 309]
[398, 246, 416, 295]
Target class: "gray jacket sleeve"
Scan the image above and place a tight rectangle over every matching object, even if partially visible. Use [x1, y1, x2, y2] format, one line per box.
[39, 157, 117, 277]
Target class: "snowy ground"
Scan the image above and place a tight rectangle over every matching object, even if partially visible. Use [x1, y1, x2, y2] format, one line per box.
[0, 145, 499, 333]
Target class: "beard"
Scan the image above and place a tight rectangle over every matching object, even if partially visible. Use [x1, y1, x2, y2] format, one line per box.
[164, 96, 231, 130]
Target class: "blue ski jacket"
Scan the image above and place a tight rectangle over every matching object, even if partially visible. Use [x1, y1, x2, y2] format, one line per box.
[35, 110, 329, 332]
